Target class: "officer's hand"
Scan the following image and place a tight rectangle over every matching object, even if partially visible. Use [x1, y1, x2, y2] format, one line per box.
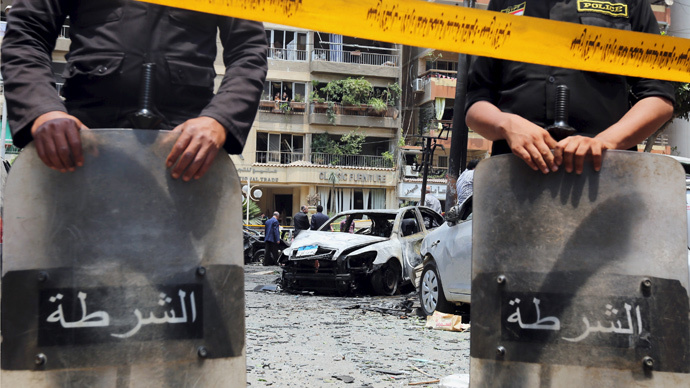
[554, 136, 611, 174]
[166, 116, 226, 181]
[502, 114, 559, 174]
[31, 111, 87, 172]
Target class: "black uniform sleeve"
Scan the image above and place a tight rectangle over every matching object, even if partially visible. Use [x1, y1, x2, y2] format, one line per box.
[1, 0, 70, 148]
[201, 17, 268, 154]
[465, 0, 505, 114]
[627, 0, 675, 104]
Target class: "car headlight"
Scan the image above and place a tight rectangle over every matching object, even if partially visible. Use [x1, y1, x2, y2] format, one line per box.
[346, 251, 377, 269]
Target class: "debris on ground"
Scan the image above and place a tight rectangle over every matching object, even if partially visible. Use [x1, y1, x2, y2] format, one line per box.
[332, 375, 355, 383]
[252, 284, 280, 292]
[425, 311, 470, 332]
[438, 373, 470, 388]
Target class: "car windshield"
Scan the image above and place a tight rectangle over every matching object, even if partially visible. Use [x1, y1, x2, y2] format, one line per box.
[321, 212, 397, 238]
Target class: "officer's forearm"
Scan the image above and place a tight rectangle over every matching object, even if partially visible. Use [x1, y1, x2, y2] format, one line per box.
[594, 96, 673, 150]
[466, 101, 512, 141]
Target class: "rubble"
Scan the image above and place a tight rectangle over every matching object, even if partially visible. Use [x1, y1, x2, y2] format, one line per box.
[245, 265, 470, 387]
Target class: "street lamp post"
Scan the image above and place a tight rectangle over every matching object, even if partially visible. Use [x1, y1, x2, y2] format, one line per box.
[242, 179, 262, 226]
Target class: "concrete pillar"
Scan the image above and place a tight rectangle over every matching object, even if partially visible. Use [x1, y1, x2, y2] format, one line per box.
[666, 2, 690, 157]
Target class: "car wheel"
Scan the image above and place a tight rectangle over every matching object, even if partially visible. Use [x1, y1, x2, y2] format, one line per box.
[419, 261, 452, 315]
[253, 249, 268, 265]
[371, 261, 401, 296]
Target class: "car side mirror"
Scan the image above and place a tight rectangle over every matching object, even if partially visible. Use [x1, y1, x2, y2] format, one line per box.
[446, 196, 472, 225]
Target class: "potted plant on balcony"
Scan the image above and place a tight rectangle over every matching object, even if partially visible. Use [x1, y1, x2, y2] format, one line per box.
[310, 91, 328, 113]
[258, 91, 277, 112]
[340, 77, 372, 115]
[367, 97, 387, 117]
[290, 94, 306, 113]
[382, 82, 401, 118]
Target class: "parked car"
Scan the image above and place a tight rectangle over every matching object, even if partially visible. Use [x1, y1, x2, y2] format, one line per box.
[243, 227, 289, 265]
[281, 206, 443, 295]
[418, 197, 473, 316]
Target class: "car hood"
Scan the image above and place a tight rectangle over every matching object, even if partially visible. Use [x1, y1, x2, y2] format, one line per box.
[285, 231, 387, 259]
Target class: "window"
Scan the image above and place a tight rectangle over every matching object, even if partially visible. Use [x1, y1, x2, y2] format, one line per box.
[438, 156, 448, 168]
[256, 132, 304, 164]
[265, 29, 308, 61]
[263, 81, 307, 102]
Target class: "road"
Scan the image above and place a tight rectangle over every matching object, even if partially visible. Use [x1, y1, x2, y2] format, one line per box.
[244, 264, 470, 387]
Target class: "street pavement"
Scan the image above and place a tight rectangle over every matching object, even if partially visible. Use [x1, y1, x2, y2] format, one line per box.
[245, 264, 470, 387]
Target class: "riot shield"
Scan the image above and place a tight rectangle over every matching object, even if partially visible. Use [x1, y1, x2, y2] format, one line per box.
[471, 151, 690, 387]
[1, 129, 245, 387]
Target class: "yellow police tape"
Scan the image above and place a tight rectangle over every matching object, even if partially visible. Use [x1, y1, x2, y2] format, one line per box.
[141, 0, 690, 83]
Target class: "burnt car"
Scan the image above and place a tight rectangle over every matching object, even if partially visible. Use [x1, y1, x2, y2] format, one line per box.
[280, 206, 443, 295]
[243, 227, 289, 265]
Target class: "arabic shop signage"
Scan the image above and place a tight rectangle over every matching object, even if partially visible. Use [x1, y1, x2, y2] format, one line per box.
[38, 285, 203, 346]
[319, 171, 387, 184]
[237, 167, 279, 183]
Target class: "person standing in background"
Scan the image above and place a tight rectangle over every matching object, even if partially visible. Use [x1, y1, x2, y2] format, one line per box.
[264, 212, 280, 266]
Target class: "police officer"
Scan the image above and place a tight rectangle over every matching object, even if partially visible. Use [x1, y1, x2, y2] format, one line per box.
[466, 0, 674, 175]
[1, 0, 268, 181]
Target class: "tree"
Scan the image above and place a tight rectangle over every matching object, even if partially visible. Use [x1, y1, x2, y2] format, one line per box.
[644, 83, 690, 153]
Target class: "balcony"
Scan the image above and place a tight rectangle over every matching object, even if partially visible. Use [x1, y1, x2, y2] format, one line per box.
[309, 102, 400, 128]
[415, 70, 458, 105]
[310, 49, 399, 78]
[268, 48, 308, 62]
[255, 151, 393, 169]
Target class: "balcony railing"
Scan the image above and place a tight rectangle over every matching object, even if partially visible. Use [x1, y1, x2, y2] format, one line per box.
[310, 102, 398, 118]
[312, 49, 399, 67]
[268, 48, 308, 61]
[255, 151, 393, 168]
[258, 99, 307, 115]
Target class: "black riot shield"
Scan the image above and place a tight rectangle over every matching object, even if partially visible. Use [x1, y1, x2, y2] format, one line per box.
[471, 151, 690, 387]
[1, 129, 245, 386]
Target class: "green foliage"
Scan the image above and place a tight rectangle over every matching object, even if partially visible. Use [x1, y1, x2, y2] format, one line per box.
[294, 93, 304, 103]
[242, 199, 262, 224]
[312, 132, 342, 155]
[397, 128, 406, 147]
[673, 82, 690, 121]
[368, 97, 387, 113]
[340, 130, 365, 155]
[382, 151, 394, 167]
[312, 130, 365, 156]
[322, 77, 374, 106]
[309, 91, 325, 103]
[326, 101, 337, 125]
[382, 83, 402, 106]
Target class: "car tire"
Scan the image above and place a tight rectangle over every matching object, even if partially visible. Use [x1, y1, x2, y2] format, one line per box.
[254, 249, 268, 265]
[419, 261, 453, 316]
[371, 261, 401, 296]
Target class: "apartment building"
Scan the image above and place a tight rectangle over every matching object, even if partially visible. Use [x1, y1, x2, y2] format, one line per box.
[233, 24, 402, 222]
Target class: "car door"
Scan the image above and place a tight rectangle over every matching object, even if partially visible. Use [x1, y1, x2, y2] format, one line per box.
[399, 208, 427, 281]
[436, 214, 472, 298]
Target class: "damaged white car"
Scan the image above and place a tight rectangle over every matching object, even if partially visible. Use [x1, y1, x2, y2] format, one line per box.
[280, 206, 443, 295]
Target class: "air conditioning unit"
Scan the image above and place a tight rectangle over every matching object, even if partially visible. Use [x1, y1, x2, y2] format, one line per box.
[405, 165, 419, 177]
[413, 78, 425, 93]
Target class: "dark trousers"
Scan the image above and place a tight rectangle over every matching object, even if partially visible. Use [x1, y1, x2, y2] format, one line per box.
[265, 241, 279, 266]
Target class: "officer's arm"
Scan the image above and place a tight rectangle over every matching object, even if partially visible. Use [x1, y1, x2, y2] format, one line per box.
[467, 101, 559, 174]
[1, 1, 83, 170]
[553, 96, 673, 174]
[166, 18, 267, 181]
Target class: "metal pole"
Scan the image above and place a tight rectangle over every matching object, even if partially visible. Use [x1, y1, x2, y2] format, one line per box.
[445, 0, 474, 211]
[420, 137, 432, 206]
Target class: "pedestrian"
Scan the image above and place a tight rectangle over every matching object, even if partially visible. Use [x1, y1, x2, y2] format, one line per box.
[456, 159, 478, 206]
[466, 1, 673, 175]
[1, 0, 268, 181]
[293, 204, 309, 238]
[424, 185, 442, 214]
[310, 205, 329, 230]
[264, 211, 280, 266]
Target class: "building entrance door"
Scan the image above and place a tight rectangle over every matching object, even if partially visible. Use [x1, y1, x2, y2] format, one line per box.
[274, 194, 293, 225]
